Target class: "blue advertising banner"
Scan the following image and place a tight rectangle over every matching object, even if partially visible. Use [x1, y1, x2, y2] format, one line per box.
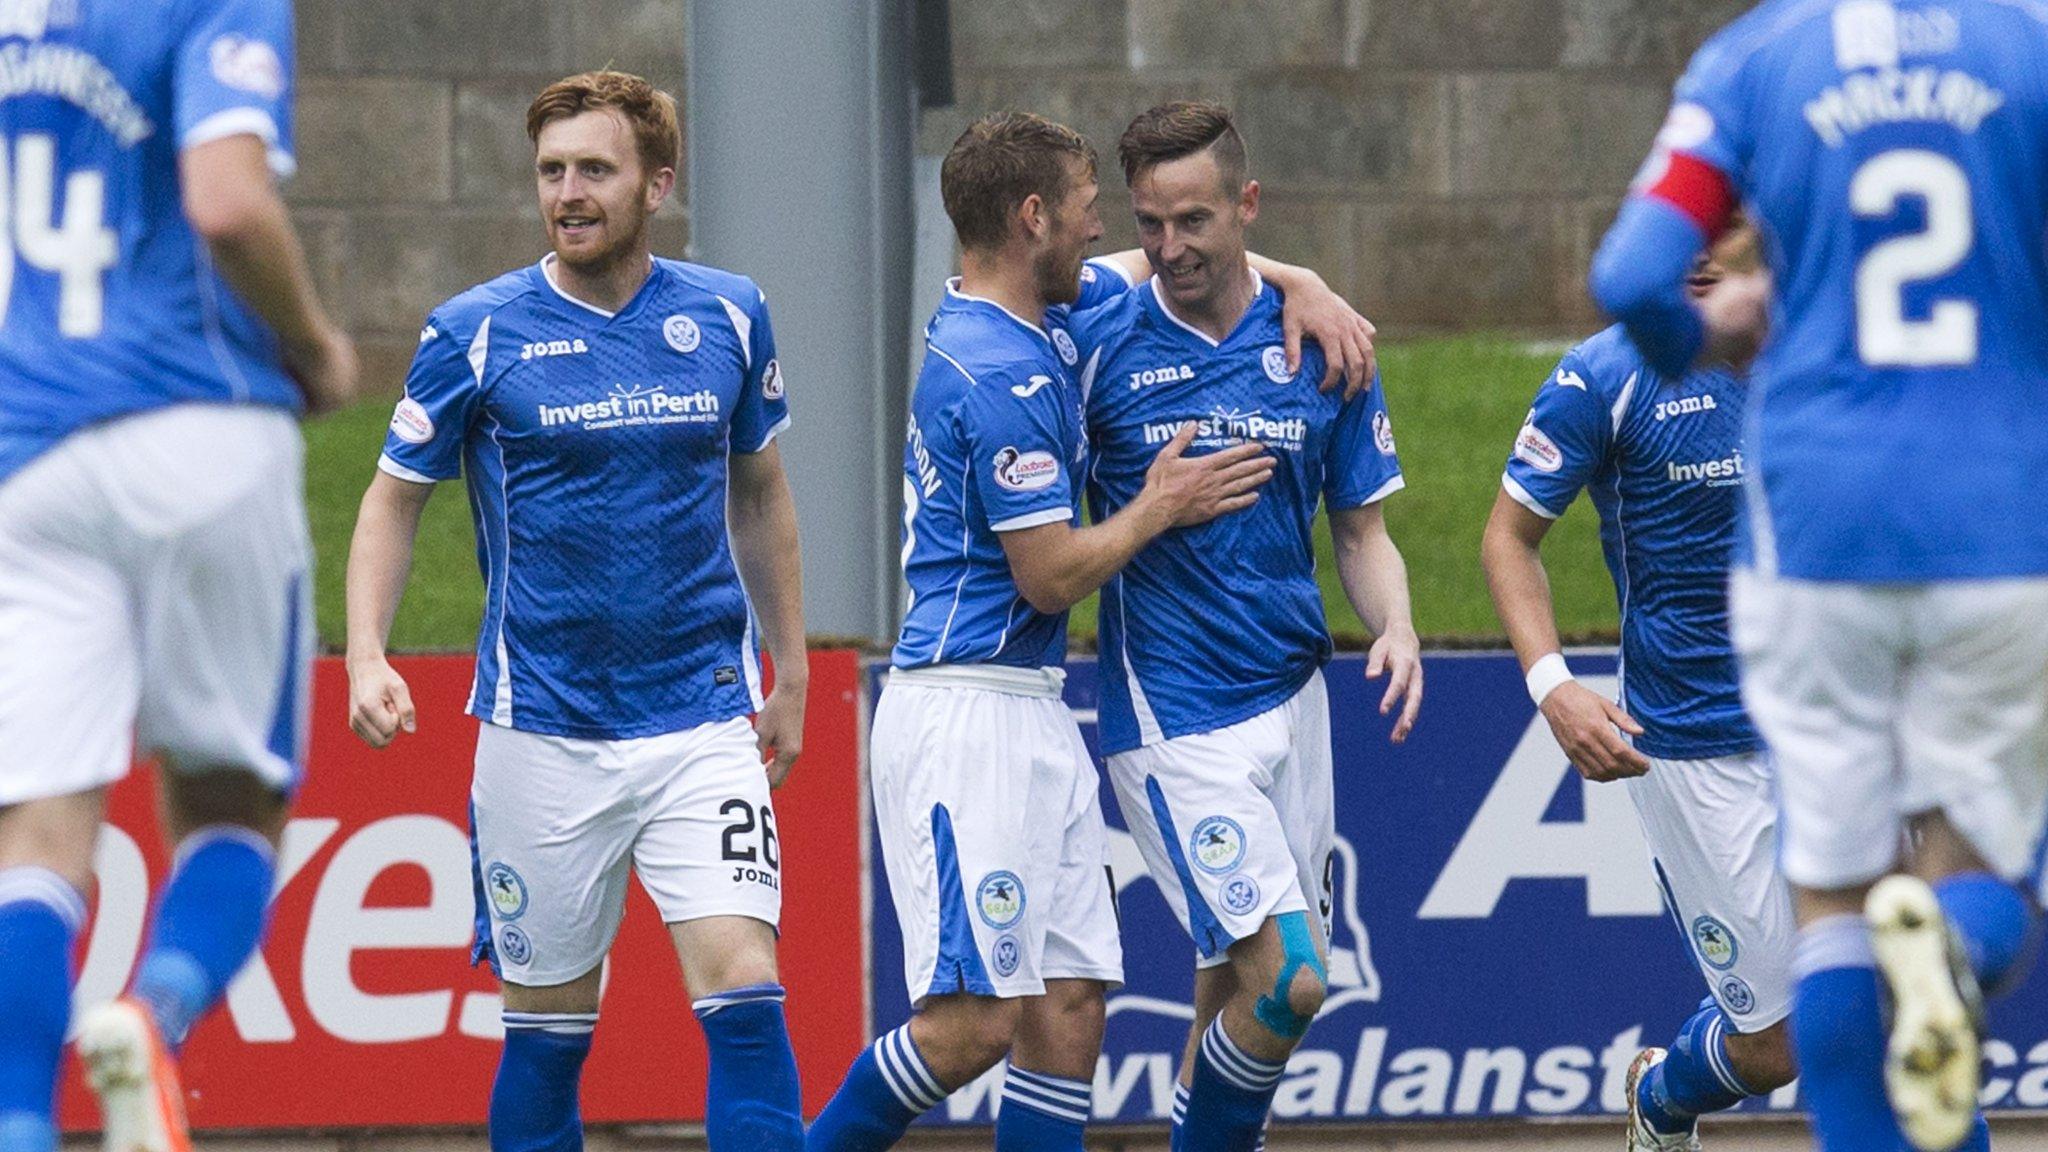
[864, 652, 2048, 1126]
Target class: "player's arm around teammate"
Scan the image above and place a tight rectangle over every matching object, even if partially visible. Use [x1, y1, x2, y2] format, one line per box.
[1090, 248, 1379, 398]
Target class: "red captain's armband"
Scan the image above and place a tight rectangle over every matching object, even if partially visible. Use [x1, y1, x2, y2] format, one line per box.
[1644, 152, 1737, 239]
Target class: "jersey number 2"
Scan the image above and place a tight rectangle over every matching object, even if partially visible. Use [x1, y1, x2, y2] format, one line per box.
[1851, 149, 1977, 368]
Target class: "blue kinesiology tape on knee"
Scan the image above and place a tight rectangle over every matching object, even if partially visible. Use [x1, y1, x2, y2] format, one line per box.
[1252, 912, 1326, 1040]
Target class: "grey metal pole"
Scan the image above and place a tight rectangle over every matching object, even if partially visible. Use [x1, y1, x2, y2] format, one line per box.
[688, 1, 915, 644]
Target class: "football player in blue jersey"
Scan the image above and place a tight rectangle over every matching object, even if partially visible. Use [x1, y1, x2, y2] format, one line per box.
[343, 73, 807, 1152]
[807, 111, 1375, 1152]
[1064, 102, 1421, 1152]
[1484, 221, 1807, 1151]
[1590, 3, 2048, 1148]
[0, 3, 360, 1151]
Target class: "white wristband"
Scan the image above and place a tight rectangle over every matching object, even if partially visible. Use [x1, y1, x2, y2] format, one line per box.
[1526, 652, 1574, 707]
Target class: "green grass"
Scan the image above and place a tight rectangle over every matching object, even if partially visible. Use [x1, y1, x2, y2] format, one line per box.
[304, 335, 1620, 653]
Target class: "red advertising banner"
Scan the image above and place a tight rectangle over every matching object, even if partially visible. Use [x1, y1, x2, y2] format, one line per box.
[58, 651, 868, 1130]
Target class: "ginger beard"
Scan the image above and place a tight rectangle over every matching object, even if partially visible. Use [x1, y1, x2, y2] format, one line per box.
[534, 108, 669, 278]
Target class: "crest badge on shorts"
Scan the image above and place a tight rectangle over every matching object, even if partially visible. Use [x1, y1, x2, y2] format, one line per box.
[499, 925, 534, 966]
[1692, 915, 1739, 970]
[1719, 974, 1756, 1015]
[992, 934, 1022, 978]
[485, 861, 528, 921]
[1221, 874, 1262, 915]
[977, 870, 1026, 929]
[1190, 816, 1247, 875]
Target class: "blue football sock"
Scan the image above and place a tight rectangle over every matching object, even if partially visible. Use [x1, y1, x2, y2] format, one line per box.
[804, 1023, 945, 1152]
[1636, 1001, 1755, 1135]
[131, 826, 275, 1050]
[693, 983, 802, 1151]
[1936, 871, 2037, 995]
[0, 869, 86, 1152]
[995, 1065, 1089, 1151]
[1794, 916, 1904, 1152]
[491, 1012, 597, 1152]
[1182, 1018, 1286, 1152]
[1169, 1081, 1188, 1152]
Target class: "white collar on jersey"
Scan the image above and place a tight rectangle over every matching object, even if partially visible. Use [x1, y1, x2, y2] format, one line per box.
[1151, 267, 1266, 348]
[944, 278, 1052, 344]
[539, 252, 656, 319]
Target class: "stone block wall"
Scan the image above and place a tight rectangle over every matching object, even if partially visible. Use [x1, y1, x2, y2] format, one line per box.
[288, 0, 1752, 379]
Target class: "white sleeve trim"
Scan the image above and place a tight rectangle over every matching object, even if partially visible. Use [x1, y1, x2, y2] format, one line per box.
[377, 454, 441, 485]
[181, 107, 296, 179]
[1501, 474, 1562, 520]
[990, 506, 1075, 533]
[737, 413, 792, 454]
[1331, 474, 1406, 509]
[1086, 256, 1137, 289]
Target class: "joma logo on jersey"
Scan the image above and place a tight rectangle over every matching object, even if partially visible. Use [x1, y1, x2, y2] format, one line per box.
[1652, 394, 1717, 421]
[1667, 451, 1745, 486]
[520, 338, 589, 360]
[538, 385, 719, 428]
[1129, 364, 1194, 390]
[1142, 408, 1307, 450]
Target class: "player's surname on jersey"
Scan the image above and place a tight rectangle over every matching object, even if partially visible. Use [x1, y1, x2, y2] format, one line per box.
[3, 3, 2046, 1152]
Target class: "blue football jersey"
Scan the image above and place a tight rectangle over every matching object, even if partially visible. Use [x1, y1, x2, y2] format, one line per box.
[0, 0, 302, 483]
[1657, 0, 2048, 581]
[891, 259, 1133, 670]
[1504, 326, 1763, 760]
[1076, 276, 1404, 755]
[380, 256, 790, 740]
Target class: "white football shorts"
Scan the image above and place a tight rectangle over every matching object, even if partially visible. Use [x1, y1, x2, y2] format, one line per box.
[1731, 570, 2048, 894]
[469, 715, 781, 987]
[870, 665, 1123, 1005]
[0, 404, 313, 805]
[1631, 750, 1795, 1031]
[1106, 671, 1335, 970]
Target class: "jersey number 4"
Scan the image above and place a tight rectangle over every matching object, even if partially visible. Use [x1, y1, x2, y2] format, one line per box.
[0, 134, 117, 339]
[1852, 149, 1978, 368]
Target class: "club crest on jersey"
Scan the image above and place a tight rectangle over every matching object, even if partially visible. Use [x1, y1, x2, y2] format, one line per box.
[663, 314, 701, 353]
[485, 862, 528, 921]
[762, 358, 785, 400]
[1373, 410, 1397, 456]
[976, 871, 1026, 929]
[1052, 328, 1079, 366]
[992, 446, 1060, 492]
[1261, 345, 1296, 384]
[1514, 416, 1562, 473]
[1220, 874, 1262, 915]
[1190, 816, 1247, 875]
[390, 396, 435, 444]
[991, 934, 1022, 977]
[1692, 915, 1738, 970]
[498, 926, 533, 966]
